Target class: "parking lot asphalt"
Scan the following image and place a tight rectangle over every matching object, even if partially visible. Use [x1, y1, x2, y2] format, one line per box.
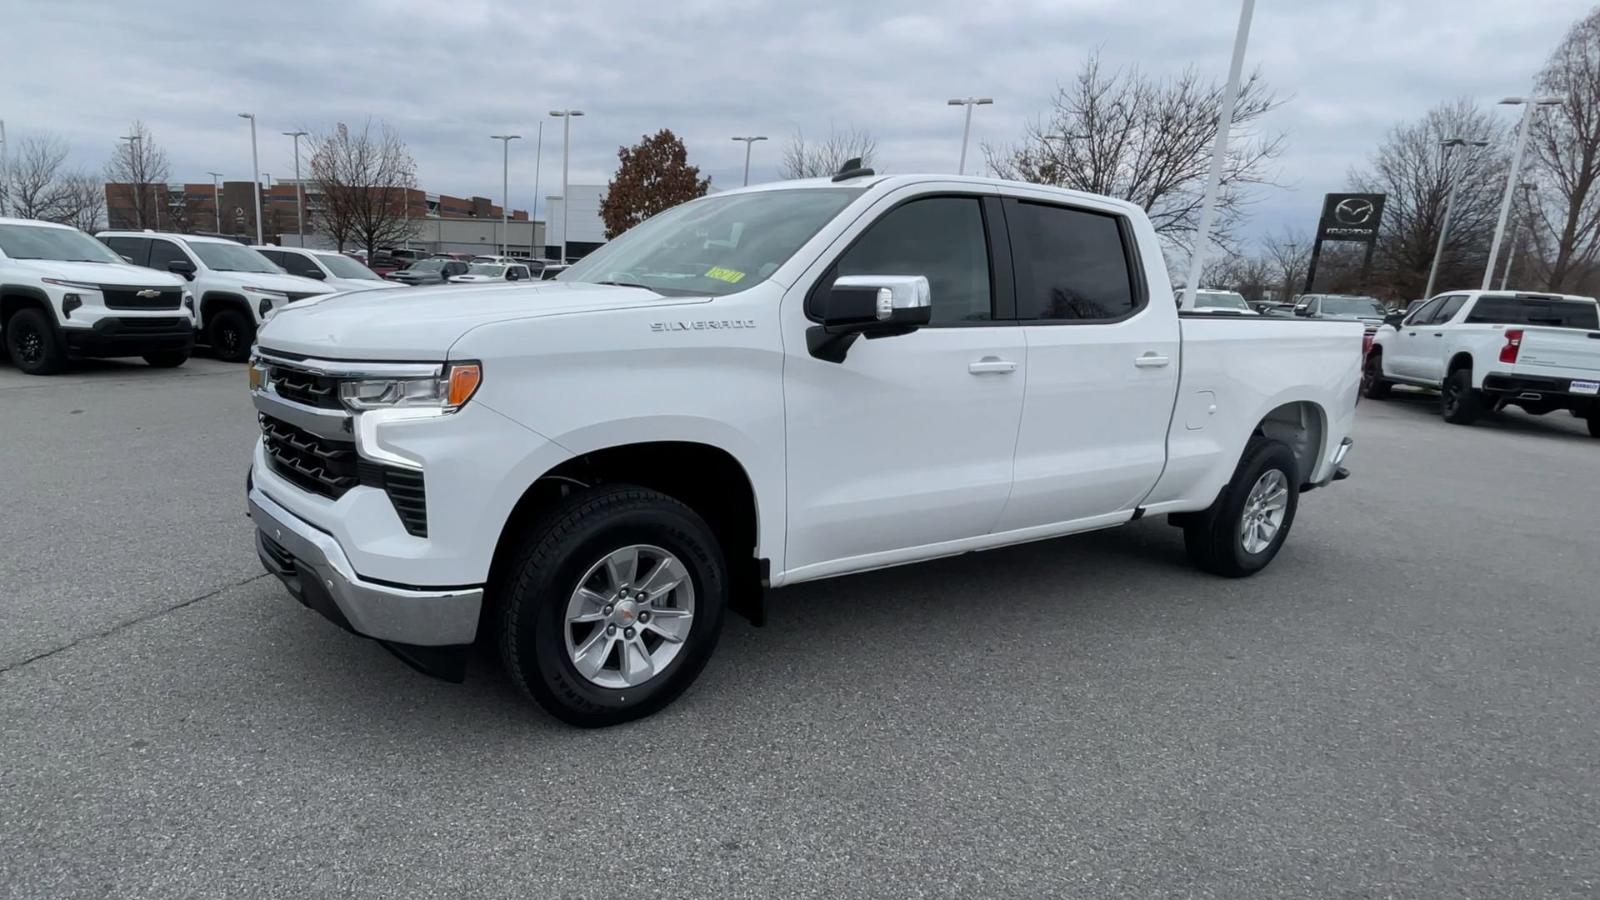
[2, 360, 1597, 899]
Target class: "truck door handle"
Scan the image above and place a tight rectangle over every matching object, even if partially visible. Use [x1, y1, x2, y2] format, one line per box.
[968, 357, 1017, 375]
[1407, 331, 1417, 336]
[1432, 332, 1443, 337]
[1134, 353, 1171, 368]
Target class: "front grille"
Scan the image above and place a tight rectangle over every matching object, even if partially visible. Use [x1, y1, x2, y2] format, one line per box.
[102, 285, 183, 310]
[260, 533, 296, 574]
[114, 317, 188, 331]
[260, 414, 359, 499]
[269, 364, 342, 409]
[358, 459, 429, 537]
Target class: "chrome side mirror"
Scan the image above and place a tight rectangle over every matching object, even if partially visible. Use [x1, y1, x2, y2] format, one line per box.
[807, 274, 933, 363]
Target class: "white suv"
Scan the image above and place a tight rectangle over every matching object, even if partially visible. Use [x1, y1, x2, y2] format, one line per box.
[98, 231, 335, 362]
[253, 246, 391, 294]
[0, 217, 194, 375]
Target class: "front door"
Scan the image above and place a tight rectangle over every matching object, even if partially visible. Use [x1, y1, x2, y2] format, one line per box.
[781, 190, 1026, 577]
[1388, 296, 1445, 378]
[1412, 293, 1467, 383]
[991, 193, 1178, 531]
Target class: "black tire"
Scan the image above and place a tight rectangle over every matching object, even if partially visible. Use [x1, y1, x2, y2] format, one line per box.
[497, 485, 727, 727]
[1361, 351, 1392, 399]
[1587, 412, 1600, 439]
[142, 350, 189, 368]
[207, 308, 254, 363]
[1440, 368, 1483, 425]
[4, 307, 66, 375]
[1183, 437, 1300, 578]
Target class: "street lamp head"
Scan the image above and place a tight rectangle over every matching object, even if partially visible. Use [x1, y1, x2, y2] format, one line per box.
[282, 130, 308, 138]
[947, 99, 964, 106]
[1535, 97, 1563, 106]
[238, 112, 253, 119]
[976, 98, 994, 105]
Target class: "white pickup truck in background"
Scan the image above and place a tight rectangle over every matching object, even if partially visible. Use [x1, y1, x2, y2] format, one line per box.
[1364, 290, 1600, 435]
[245, 171, 1362, 726]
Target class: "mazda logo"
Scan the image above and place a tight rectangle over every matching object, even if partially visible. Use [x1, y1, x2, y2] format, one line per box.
[1334, 198, 1376, 226]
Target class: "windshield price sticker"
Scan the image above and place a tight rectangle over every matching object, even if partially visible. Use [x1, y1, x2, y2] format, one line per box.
[704, 266, 746, 284]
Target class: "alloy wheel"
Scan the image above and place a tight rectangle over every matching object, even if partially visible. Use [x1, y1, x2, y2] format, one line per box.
[563, 544, 695, 689]
[1239, 469, 1289, 554]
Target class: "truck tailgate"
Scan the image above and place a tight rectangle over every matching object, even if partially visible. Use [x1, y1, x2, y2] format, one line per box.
[1513, 326, 1600, 379]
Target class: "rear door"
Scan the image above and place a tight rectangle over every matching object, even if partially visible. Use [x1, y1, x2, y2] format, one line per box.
[990, 191, 1178, 531]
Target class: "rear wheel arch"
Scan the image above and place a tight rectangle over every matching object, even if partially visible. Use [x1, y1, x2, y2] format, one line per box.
[1252, 400, 1326, 488]
[1447, 352, 1474, 375]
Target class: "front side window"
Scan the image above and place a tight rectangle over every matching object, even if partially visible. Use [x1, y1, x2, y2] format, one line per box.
[830, 196, 992, 324]
[1007, 201, 1138, 321]
[146, 239, 193, 272]
[0, 224, 124, 263]
[1428, 295, 1467, 325]
[561, 188, 863, 298]
[1404, 297, 1444, 326]
[102, 236, 148, 266]
[277, 252, 322, 278]
[190, 241, 278, 273]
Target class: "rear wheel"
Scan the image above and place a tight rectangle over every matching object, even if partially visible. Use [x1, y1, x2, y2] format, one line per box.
[1183, 437, 1299, 578]
[4, 307, 66, 375]
[1361, 352, 1392, 399]
[1587, 411, 1600, 438]
[142, 350, 189, 368]
[497, 485, 727, 727]
[207, 308, 253, 363]
[1440, 368, 1483, 425]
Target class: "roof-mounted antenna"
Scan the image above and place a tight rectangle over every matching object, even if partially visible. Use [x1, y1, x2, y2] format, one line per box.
[832, 157, 875, 182]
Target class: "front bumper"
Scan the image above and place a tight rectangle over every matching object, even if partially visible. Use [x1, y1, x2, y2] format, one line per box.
[61, 316, 195, 357]
[248, 482, 482, 646]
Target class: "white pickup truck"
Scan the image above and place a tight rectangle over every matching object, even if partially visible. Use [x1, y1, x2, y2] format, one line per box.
[246, 172, 1361, 726]
[1364, 290, 1600, 434]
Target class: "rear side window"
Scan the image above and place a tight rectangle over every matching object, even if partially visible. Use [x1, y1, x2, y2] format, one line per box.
[1006, 200, 1139, 321]
[103, 236, 148, 266]
[1465, 296, 1600, 329]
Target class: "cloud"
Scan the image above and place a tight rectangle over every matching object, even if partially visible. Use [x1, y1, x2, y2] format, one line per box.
[1, 0, 1591, 244]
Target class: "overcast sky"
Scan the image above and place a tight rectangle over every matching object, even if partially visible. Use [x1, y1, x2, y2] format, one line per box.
[2, 0, 1593, 245]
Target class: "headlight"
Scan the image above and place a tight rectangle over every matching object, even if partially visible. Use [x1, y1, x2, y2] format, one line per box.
[248, 357, 267, 391]
[41, 277, 101, 291]
[339, 362, 482, 413]
[243, 285, 289, 298]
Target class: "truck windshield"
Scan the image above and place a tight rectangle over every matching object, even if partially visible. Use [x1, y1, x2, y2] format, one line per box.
[191, 242, 279, 273]
[0, 224, 124, 263]
[316, 253, 383, 280]
[466, 264, 505, 276]
[1321, 296, 1387, 318]
[1195, 292, 1249, 311]
[559, 188, 864, 297]
[1465, 296, 1600, 329]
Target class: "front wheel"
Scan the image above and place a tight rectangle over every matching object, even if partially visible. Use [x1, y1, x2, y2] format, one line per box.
[1361, 352, 1392, 399]
[1183, 437, 1300, 578]
[1441, 368, 1483, 425]
[497, 485, 727, 727]
[1587, 411, 1600, 438]
[207, 308, 254, 363]
[4, 308, 66, 375]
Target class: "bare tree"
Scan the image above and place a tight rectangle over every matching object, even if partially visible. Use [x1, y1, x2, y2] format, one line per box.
[1349, 99, 1507, 300]
[781, 126, 878, 179]
[104, 120, 170, 229]
[62, 171, 106, 232]
[1529, 7, 1600, 293]
[1262, 229, 1311, 301]
[310, 120, 418, 256]
[1, 135, 75, 220]
[1209, 253, 1274, 303]
[984, 52, 1285, 249]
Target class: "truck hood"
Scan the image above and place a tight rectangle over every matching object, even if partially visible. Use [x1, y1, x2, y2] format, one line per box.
[5, 258, 186, 288]
[257, 281, 701, 360]
[212, 270, 335, 296]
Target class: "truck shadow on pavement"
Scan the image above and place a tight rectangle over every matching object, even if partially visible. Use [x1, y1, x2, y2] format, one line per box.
[1376, 386, 1594, 443]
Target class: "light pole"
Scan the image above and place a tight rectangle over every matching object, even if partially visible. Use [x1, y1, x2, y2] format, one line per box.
[1181, 0, 1255, 310]
[1500, 182, 1539, 289]
[549, 109, 584, 264]
[0, 119, 8, 217]
[238, 113, 263, 244]
[947, 98, 993, 176]
[531, 121, 544, 252]
[282, 130, 308, 242]
[1423, 138, 1490, 300]
[731, 136, 768, 186]
[120, 133, 143, 228]
[206, 171, 224, 234]
[1483, 95, 1561, 289]
[490, 134, 522, 256]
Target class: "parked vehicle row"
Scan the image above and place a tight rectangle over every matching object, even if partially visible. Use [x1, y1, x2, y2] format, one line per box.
[1364, 289, 1600, 436]
[245, 172, 1361, 726]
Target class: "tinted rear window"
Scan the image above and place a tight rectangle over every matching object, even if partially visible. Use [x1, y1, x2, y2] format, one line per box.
[1465, 297, 1599, 329]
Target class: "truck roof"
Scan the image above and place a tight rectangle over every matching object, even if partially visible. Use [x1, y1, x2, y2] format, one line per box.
[723, 173, 1151, 220]
[1457, 290, 1597, 303]
[0, 217, 77, 230]
[96, 229, 244, 245]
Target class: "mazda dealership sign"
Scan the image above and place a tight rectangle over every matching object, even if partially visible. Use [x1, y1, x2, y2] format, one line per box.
[1316, 193, 1386, 242]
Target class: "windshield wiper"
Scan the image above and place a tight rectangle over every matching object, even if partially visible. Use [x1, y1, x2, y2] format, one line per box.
[596, 281, 654, 290]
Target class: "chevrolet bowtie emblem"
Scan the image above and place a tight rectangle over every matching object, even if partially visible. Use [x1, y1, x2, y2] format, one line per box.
[136, 289, 160, 298]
